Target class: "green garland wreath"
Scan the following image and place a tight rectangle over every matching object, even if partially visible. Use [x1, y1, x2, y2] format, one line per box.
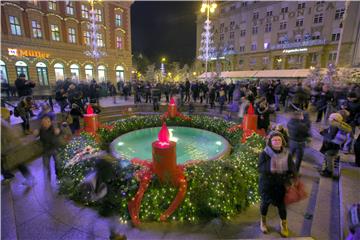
[57, 115, 265, 223]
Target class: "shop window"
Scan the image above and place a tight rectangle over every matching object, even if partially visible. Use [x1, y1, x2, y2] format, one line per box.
[0, 60, 9, 84]
[83, 31, 91, 45]
[115, 14, 122, 27]
[85, 64, 93, 81]
[81, 5, 89, 19]
[15, 61, 29, 80]
[68, 27, 76, 43]
[36, 62, 49, 86]
[97, 65, 107, 82]
[9, 16, 21, 36]
[54, 63, 64, 81]
[66, 1, 74, 15]
[32, 20, 42, 39]
[116, 36, 123, 49]
[70, 64, 80, 81]
[51, 24, 60, 41]
[115, 66, 124, 82]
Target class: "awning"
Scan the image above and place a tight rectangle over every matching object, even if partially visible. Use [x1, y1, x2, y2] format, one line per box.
[254, 69, 312, 78]
[199, 70, 257, 78]
[199, 68, 360, 79]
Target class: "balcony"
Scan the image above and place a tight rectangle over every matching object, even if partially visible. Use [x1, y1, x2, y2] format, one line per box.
[271, 39, 326, 50]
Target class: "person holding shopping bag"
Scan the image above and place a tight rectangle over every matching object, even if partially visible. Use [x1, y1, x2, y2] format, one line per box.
[258, 131, 296, 237]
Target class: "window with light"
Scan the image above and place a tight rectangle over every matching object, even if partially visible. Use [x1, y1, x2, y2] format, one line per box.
[68, 28, 76, 43]
[51, 24, 60, 41]
[97, 33, 104, 47]
[66, 1, 74, 15]
[48, 0, 57, 11]
[9, 16, 21, 36]
[32, 20, 42, 38]
[83, 31, 91, 45]
[82, 5, 89, 18]
[116, 36, 123, 49]
[115, 14, 122, 27]
[95, 9, 102, 22]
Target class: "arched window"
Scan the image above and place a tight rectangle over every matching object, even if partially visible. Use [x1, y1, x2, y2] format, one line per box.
[15, 61, 29, 80]
[54, 63, 64, 81]
[84, 64, 93, 81]
[115, 65, 124, 82]
[70, 64, 80, 82]
[97, 65, 106, 82]
[0, 60, 9, 84]
[36, 62, 49, 86]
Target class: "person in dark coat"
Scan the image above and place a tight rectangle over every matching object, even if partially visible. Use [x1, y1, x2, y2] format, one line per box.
[319, 112, 352, 177]
[16, 96, 34, 134]
[15, 73, 35, 97]
[33, 116, 61, 179]
[258, 131, 295, 237]
[69, 103, 83, 133]
[316, 85, 333, 122]
[287, 111, 311, 172]
[256, 99, 271, 132]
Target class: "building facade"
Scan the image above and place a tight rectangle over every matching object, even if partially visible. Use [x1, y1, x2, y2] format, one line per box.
[196, 1, 360, 73]
[1, 0, 133, 88]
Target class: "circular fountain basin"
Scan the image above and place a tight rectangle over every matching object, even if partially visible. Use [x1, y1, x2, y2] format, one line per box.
[110, 127, 231, 164]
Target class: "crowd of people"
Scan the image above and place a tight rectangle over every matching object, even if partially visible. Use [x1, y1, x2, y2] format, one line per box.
[1, 74, 360, 238]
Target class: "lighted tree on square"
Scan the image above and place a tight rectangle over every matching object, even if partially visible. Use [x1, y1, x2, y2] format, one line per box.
[84, 0, 106, 61]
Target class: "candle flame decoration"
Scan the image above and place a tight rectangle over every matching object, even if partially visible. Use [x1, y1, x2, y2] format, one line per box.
[170, 97, 176, 105]
[86, 104, 94, 114]
[247, 103, 254, 115]
[157, 122, 170, 147]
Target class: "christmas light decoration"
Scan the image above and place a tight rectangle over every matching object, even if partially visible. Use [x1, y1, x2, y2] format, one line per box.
[57, 115, 265, 224]
[84, 0, 106, 61]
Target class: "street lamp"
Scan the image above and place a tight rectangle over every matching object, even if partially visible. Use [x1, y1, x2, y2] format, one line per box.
[200, 0, 217, 81]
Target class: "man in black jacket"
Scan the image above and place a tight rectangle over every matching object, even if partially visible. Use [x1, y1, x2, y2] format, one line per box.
[15, 73, 35, 97]
[287, 111, 311, 172]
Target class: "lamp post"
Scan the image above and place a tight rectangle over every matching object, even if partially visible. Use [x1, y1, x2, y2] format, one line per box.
[335, 0, 350, 67]
[200, 0, 217, 81]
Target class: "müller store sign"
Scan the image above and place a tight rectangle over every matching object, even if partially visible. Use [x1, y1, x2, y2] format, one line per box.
[8, 48, 50, 59]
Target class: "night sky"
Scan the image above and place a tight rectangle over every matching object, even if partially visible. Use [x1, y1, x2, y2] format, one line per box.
[131, 1, 199, 66]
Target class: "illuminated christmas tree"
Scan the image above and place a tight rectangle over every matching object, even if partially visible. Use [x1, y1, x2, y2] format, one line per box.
[198, 19, 216, 62]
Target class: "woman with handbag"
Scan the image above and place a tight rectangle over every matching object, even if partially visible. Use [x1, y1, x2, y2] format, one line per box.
[258, 131, 295, 237]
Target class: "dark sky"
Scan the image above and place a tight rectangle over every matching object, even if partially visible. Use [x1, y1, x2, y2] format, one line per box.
[131, 1, 198, 66]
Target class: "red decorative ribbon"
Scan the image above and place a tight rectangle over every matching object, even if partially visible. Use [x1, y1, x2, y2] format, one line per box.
[128, 158, 188, 226]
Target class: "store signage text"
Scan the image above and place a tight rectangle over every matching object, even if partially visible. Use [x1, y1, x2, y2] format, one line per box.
[282, 48, 308, 54]
[8, 48, 50, 58]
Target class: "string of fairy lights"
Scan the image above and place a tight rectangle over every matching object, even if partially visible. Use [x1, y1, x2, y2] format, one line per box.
[57, 115, 265, 223]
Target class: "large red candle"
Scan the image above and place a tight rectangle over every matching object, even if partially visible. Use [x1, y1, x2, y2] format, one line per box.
[243, 103, 257, 131]
[83, 105, 99, 133]
[152, 123, 177, 184]
[168, 97, 177, 118]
